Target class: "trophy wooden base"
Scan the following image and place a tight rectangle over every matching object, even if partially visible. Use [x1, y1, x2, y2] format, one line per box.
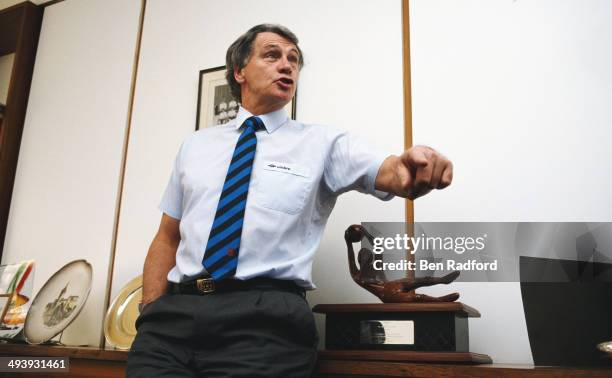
[313, 302, 492, 364]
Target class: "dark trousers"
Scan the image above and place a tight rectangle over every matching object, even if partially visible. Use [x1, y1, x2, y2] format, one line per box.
[127, 286, 318, 377]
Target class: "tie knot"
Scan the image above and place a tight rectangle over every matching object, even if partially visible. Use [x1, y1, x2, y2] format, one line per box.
[243, 116, 265, 132]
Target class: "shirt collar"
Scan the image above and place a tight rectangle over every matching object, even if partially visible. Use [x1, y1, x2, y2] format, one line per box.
[234, 106, 288, 134]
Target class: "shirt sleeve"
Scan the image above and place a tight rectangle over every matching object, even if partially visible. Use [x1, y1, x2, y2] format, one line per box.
[323, 130, 394, 200]
[159, 139, 188, 219]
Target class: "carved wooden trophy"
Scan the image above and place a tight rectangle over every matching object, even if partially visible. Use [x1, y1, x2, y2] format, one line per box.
[313, 225, 492, 364]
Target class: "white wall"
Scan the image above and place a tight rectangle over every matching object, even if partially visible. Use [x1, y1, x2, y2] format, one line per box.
[2, 0, 141, 346]
[110, 0, 405, 347]
[0, 0, 52, 11]
[0, 53, 14, 104]
[411, 0, 612, 363]
[0, 0, 23, 10]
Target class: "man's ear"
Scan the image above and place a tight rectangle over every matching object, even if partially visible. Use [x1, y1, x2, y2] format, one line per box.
[234, 66, 245, 84]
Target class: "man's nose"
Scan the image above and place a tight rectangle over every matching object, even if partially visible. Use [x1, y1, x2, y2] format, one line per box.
[278, 56, 292, 74]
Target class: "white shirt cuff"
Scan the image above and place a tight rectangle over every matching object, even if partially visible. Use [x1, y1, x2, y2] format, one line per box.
[367, 154, 394, 201]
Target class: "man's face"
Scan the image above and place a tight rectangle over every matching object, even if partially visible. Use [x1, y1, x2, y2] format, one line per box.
[234, 32, 300, 113]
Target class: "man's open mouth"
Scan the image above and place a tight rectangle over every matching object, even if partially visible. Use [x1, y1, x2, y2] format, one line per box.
[277, 78, 294, 85]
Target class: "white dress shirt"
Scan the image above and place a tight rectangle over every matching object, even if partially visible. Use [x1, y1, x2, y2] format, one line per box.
[160, 106, 392, 288]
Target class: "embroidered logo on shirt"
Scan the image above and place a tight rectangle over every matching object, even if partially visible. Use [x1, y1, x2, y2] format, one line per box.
[262, 161, 309, 177]
[267, 163, 291, 172]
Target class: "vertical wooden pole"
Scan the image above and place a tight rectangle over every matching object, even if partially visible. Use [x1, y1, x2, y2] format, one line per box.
[100, 0, 147, 348]
[402, 0, 414, 224]
[402, 0, 416, 281]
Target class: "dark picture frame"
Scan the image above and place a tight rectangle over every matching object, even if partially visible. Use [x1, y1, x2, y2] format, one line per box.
[195, 66, 296, 130]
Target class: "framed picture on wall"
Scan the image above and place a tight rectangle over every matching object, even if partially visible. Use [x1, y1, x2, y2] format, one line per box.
[195, 66, 296, 130]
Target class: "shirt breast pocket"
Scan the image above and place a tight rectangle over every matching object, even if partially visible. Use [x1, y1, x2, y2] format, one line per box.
[255, 162, 310, 214]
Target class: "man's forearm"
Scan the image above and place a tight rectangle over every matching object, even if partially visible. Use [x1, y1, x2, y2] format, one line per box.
[142, 238, 177, 305]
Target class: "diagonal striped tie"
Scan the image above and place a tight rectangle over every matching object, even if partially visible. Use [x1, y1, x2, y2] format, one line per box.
[202, 116, 263, 281]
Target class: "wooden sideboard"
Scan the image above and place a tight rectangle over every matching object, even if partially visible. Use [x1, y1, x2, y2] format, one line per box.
[0, 344, 611, 377]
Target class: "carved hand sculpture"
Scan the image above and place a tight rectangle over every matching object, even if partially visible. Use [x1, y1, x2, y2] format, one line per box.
[345, 224, 460, 303]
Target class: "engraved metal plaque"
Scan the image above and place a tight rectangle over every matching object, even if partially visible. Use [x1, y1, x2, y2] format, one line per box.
[359, 320, 415, 345]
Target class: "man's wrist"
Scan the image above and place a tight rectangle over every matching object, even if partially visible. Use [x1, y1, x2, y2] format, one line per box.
[374, 155, 400, 193]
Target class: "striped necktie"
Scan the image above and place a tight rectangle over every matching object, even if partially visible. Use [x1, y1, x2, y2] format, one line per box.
[202, 116, 263, 281]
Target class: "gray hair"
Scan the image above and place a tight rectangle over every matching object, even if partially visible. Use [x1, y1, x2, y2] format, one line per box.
[225, 24, 304, 102]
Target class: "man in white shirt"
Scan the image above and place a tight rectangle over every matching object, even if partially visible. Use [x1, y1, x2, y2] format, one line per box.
[127, 24, 453, 378]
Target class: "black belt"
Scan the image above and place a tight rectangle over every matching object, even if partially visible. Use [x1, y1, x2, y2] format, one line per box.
[168, 277, 305, 297]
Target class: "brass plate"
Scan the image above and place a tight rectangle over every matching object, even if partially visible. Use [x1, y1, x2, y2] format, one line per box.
[103, 275, 142, 350]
